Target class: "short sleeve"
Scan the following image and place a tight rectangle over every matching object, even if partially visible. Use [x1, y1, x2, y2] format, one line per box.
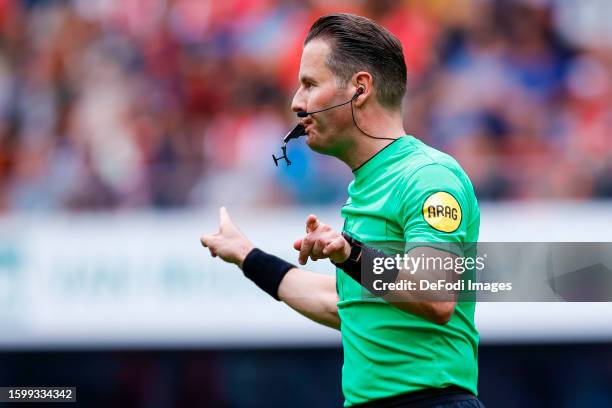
[396, 164, 470, 247]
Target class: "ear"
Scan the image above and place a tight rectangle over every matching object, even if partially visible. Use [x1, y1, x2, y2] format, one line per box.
[351, 71, 373, 108]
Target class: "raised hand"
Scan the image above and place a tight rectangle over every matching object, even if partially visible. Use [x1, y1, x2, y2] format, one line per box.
[293, 215, 350, 265]
[200, 207, 254, 268]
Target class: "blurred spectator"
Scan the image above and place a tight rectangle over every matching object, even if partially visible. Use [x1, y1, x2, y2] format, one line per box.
[0, 0, 611, 213]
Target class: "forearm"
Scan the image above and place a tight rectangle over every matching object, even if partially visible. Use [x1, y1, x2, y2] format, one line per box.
[276, 265, 446, 328]
[278, 269, 340, 330]
[240, 248, 340, 330]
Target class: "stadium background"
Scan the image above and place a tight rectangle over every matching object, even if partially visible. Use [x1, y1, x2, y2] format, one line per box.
[0, 0, 611, 407]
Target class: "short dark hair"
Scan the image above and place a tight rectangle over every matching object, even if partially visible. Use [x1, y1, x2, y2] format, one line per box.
[304, 13, 407, 110]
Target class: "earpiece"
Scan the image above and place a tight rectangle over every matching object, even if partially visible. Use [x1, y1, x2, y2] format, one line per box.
[354, 87, 365, 98]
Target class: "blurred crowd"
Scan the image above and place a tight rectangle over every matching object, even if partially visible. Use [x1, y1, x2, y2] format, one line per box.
[0, 0, 611, 212]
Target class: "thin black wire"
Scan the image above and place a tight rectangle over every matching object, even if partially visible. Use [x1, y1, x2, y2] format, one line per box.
[350, 100, 399, 141]
[305, 98, 353, 116]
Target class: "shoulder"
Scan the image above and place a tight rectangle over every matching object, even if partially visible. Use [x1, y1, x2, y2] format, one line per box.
[392, 138, 479, 240]
[396, 137, 472, 194]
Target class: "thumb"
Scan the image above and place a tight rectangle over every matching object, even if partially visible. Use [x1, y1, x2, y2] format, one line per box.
[323, 236, 344, 255]
[219, 206, 233, 230]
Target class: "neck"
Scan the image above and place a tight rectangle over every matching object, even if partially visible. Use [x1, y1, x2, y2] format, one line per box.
[337, 107, 406, 171]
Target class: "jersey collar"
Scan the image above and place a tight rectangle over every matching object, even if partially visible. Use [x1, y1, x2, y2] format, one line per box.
[352, 136, 410, 177]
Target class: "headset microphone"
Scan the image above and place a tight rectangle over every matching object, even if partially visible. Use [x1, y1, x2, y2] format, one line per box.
[297, 87, 364, 118]
[273, 86, 374, 167]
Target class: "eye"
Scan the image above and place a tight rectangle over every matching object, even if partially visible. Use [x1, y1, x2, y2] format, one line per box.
[299, 78, 316, 91]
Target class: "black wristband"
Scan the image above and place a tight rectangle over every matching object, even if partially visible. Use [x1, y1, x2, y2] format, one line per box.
[242, 248, 296, 301]
[333, 233, 399, 296]
[332, 233, 363, 283]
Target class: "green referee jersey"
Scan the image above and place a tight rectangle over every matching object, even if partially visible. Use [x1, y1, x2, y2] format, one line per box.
[338, 135, 480, 406]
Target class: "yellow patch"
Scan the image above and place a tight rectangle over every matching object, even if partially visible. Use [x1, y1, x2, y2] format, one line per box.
[422, 192, 462, 233]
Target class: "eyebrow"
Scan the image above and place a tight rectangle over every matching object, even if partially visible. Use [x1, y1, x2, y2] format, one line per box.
[299, 75, 316, 84]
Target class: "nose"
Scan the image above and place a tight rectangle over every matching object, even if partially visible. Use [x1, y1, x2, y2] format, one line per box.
[291, 87, 306, 114]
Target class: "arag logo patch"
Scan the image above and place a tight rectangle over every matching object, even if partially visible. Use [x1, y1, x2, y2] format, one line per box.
[422, 192, 462, 233]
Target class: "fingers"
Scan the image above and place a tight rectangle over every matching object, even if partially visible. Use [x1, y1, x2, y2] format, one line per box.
[293, 239, 302, 251]
[311, 239, 324, 261]
[201, 234, 221, 258]
[200, 234, 214, 248]
[201, 234, 219, 254]
[299, 236, 331, 263]
[299, 238, 325, 263]
[298, 236, 314, 265]
[297, 216, 338, 264]
[306, 214, 320, 233]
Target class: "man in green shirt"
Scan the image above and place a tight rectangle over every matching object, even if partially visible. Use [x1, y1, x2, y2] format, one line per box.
[201, 13, 484, 408]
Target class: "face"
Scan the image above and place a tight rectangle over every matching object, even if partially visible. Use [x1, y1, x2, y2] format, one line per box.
[291, 39, 354, 154]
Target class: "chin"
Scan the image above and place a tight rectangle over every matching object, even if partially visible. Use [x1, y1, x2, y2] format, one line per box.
[306, 135, 333, 154]
[305, 133, 321, 149]
[305, 134, 316, 147]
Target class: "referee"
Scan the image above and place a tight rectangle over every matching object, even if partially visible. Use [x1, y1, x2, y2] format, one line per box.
[201, 13, 484, 408]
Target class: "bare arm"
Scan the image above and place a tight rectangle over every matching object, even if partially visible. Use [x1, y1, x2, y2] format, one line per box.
[278, 269, 340, 330]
